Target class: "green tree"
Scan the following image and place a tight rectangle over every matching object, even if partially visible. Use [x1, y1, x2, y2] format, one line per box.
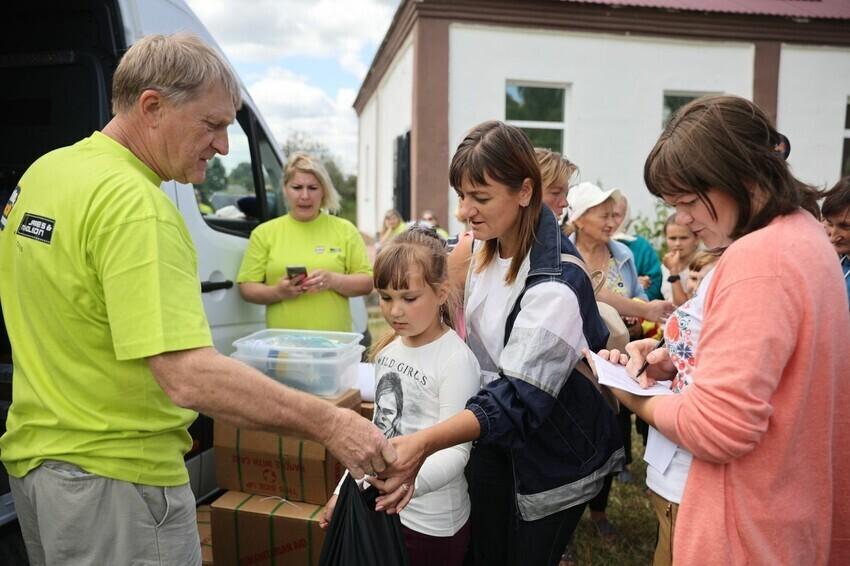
[631, 200, 673, 259]
[196, 156, 226, 194]
[228, 161, 254, 191]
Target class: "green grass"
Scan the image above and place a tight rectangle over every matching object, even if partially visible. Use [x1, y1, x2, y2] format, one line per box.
[571, 428, 655, 565]
[367, 306, 656, 564]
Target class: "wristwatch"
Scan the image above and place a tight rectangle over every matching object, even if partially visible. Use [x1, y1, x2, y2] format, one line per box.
[667, 274, 681, 283]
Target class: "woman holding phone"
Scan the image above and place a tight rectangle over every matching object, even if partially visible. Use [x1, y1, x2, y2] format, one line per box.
[597, 95, 849, 565]
[237, 152, 373, 331]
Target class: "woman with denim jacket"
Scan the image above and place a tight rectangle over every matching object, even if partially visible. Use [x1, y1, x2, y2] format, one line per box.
[370, 121, 623, 566]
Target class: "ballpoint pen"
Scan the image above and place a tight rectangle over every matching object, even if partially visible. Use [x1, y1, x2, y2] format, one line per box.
[635, 338, 665, 379]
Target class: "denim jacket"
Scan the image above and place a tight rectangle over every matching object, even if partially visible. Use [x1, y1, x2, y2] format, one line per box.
[465, 208, 624, 521]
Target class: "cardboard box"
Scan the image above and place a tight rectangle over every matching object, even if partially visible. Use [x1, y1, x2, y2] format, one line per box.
[197, 505, 214, 565]
[211, 491, 325, 566]
[215, 389, 360, 504]
[360, 401, 374, 421]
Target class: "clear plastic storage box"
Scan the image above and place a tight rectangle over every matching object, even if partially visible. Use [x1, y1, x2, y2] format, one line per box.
[231, 329, 364, 397]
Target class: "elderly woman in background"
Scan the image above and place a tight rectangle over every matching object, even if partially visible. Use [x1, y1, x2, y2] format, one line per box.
[237, 152, 373, 331]
[612, 192, 663, 301]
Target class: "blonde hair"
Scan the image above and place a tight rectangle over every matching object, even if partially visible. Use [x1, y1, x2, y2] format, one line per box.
[112, 33, 241, 114]
[284, 152, 341, 213]
[369, 228, 458, 359]
[449, 121, 542, 284]
[535, 148, 576, 190]
[689, 250, 720, 273]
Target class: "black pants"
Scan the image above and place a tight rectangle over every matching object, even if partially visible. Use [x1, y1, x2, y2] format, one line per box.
[467, 444, 586, 566]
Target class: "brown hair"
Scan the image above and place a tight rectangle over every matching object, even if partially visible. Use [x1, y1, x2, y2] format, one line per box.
[284, 152, 340, 213]
[112, 33, 241, 114]
[645, 95, 819, 240]
[369, 227, 458, 359]
[449, 121, 542, 284]
[535, 147, 577, 190]
[822, 176, 850, 219]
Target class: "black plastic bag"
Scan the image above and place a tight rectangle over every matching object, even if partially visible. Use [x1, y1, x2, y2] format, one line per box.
[319, 474, 411, 566]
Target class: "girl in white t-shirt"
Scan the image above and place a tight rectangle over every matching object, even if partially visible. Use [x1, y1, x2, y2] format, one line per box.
[320, 227, 480, 566]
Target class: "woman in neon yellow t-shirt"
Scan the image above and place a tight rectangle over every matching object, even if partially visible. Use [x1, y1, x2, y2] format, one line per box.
[237, 152, 373, 331]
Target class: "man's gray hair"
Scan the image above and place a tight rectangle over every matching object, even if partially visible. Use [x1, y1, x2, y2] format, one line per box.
[112, 32, 241, 114]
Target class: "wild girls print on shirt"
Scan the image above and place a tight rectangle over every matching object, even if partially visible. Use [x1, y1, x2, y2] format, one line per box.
[374, 372, 404, 438]
[373, 352, 435, 438]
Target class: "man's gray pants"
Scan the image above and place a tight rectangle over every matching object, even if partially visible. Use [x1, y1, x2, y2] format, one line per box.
[9, 460, 201, 566]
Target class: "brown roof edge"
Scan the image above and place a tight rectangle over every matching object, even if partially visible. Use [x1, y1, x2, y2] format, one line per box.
[353, 0, 417, 115]
[353, 0, 850, 115]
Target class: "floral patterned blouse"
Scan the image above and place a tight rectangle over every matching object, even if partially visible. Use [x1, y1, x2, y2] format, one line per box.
[664, 268, 716, 393]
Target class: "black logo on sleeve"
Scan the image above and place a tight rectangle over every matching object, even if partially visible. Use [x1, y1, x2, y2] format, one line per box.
[16, 213, 55, 244]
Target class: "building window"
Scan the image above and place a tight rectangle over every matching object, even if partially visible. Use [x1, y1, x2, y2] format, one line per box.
[843, 97, 850, 177]
[662, 91, 716, 128]
[506, 82, 566, 153]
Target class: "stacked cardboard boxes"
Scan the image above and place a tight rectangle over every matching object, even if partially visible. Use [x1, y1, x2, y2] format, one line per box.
[210, 388, 361, 565]
[197, 505, 214, 566]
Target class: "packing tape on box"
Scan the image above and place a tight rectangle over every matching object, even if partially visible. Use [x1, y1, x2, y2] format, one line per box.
[263, 497, 323, 566]
[235, 429, 305, 500]
[232, 492, 253, 563]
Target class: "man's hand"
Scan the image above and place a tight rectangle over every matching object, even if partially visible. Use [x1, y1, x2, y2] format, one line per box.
[369, 433, 427, 514]
[323, 408, 396, 479]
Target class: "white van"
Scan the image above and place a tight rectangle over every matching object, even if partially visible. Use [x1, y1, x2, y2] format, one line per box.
[0, 0, 365, 533]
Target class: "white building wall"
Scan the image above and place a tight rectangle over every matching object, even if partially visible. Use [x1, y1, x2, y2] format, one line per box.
[448, 24, 754, 228]
[777, 44, 850, 191]
[356, 39, 414, 236]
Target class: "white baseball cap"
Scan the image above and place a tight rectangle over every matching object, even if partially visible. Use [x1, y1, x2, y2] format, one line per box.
[566, 182, 620, 222]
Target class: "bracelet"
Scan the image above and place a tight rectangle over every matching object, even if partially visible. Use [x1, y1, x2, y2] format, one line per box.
[667, 274, 681, 283]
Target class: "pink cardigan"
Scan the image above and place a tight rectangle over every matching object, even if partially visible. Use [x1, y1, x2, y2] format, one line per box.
[654, 211, 850, 565]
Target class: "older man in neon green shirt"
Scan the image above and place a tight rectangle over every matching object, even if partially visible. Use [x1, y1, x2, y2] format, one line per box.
[0, 33, 393, 565]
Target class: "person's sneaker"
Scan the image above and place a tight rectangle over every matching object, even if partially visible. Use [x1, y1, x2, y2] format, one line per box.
[617, 469, 634, 483]
[559, 542, 578, 566]
[593, 517, 619, 543]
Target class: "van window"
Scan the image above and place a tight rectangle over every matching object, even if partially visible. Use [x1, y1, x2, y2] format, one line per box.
[194, 107, 284, 236]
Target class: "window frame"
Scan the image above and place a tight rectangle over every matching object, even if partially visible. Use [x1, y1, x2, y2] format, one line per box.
[196, 106, 284, 238]
[661, 90, 720, 129]
[505, 80, 568, 154]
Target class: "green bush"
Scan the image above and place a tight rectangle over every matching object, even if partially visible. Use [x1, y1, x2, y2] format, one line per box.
[630, 201, 672, 260]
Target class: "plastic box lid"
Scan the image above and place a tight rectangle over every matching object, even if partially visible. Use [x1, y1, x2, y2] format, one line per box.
[232, 329, 363, 359]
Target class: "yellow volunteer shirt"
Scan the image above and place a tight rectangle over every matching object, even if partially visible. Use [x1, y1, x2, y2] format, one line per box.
[0, 132, 212, 486]
[237, 213, 372, 331]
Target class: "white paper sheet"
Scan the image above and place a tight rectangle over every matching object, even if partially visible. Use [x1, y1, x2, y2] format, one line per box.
[587, 352, 675, 397]
[644, 426, 678, 474]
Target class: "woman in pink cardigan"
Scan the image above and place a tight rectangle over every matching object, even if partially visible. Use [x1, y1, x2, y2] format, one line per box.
[599, 95, 849, 565]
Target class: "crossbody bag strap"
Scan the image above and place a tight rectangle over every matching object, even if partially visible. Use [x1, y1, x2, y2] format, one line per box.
[560, 253, 605, 295]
